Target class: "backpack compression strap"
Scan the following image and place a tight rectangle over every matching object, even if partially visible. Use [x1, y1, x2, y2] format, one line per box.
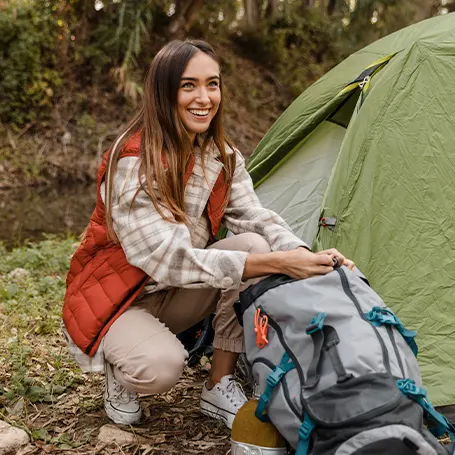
[397, 378, 455, 441]
[255, 352, 295, 422]
[296, 413, 316, 455]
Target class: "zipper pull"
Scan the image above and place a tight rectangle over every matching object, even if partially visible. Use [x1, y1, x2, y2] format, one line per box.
[359, 75, 370, 90]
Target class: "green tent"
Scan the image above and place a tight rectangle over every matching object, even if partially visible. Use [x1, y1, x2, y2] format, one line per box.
[247, 13, 455, 406]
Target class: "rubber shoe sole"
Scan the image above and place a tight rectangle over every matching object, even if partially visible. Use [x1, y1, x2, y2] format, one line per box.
[104, 400, 142, 425]
[200, 397, 235, 429]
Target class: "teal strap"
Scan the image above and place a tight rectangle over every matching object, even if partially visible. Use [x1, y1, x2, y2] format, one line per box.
[365, 306, 418, 356]
[296, 412, 316, 455]
[397, 379, 455, 441]
[255, 352, 295, 422]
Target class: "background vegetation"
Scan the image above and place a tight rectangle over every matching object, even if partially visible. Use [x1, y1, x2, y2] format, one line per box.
[1, 0, 452, 189]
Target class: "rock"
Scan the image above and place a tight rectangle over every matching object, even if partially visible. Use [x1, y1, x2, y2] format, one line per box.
[7, 268, 29, 282]
[61, 131, 72, 145]
[0, 420, 29, 455]
[97, 425, 136, 446]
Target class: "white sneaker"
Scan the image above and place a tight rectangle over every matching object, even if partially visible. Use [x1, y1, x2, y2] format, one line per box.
[104, 362, 142, 425]
[200, 375, 247, 429]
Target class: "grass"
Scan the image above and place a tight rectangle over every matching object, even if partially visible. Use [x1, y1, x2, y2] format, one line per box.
[0, 236, 231, 454]
[0, 236, 81, 406]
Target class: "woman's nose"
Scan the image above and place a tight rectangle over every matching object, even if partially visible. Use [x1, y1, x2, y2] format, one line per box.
[196, 87, 210, 103]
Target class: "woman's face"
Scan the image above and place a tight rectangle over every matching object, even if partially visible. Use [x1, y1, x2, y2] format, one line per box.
[177, 51, 221, 141]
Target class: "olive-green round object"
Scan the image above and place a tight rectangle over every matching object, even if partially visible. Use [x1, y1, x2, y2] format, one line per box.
[231, 400, 286, 448]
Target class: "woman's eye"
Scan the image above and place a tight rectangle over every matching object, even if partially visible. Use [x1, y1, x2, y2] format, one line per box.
[208, 81, 219, 87]
[182, 82, 194, 89]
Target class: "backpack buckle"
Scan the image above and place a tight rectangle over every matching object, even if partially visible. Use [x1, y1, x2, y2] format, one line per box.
[266, 366, 286, 388]
[306, 312, 327, 334]
[298, 415, 316, 440]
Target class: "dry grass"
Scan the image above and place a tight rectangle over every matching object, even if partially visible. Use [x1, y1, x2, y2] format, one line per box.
[0, 237, 232, 454]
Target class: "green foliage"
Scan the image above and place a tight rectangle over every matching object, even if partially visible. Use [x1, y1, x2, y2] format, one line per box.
[0, 0, 444, 129]
[232, 7, 345, 95]
[0, 236, 75, 276]
[77, 0, 167, 99]
[0, 2, 63, 126]
[0, 237, 83, 406]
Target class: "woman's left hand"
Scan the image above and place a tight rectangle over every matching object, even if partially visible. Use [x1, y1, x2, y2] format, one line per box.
[316, 248, 355, 271]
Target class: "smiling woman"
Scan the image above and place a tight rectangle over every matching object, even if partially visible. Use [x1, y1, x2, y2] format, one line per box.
[61, 39, 353, 432]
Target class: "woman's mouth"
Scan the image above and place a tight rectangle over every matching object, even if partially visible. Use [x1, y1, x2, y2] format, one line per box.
[188, 108, 210, 119]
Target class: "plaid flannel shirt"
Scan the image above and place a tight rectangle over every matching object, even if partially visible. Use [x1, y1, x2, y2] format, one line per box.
[101, 147, 308, 294]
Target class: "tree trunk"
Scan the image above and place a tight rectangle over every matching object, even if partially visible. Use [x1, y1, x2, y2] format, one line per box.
[264, 0, 279, 20]
[301, 0, 315, 8]
[168, 0, 204, 36]
[244, 0, 260, 26]
[327, 0, 337, 15]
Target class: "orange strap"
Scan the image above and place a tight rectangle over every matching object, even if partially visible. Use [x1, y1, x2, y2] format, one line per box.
[254, 308, 269, 349]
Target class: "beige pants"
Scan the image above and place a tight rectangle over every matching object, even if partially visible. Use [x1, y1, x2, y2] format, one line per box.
[103, 233, 271, 394]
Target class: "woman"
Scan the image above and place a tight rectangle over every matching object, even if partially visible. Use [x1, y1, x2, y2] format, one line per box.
[62, 39, 353, 429]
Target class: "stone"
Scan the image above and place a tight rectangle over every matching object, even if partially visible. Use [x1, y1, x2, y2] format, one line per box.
[7, 268, 29, 282]
[0, 420, 29, 455]
[97, 425, 137, 446]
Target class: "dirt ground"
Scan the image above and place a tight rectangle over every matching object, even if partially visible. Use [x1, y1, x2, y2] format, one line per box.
[8, 363, 238, 455]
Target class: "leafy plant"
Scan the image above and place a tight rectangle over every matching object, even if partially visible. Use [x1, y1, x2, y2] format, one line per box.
[0, 2, 63, 126]
[0, 237, 82, 406]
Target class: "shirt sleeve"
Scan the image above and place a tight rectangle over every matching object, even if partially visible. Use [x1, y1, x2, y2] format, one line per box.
[223, 150, 309, 252]
[102, 156, 247, 290]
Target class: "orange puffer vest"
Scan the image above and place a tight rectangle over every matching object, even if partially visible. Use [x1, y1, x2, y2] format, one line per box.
[63, 134, 228, 356]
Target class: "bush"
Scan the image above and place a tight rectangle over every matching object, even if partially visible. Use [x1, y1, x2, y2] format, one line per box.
[0, 2, 64, 126]
[231, 8, 345, 95]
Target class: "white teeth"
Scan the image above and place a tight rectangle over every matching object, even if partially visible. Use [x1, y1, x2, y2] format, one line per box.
[189, 109, 209, 116]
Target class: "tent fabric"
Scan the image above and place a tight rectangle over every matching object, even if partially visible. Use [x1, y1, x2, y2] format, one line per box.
[247, 13, 455, 406]
[254, 121, 345, 244]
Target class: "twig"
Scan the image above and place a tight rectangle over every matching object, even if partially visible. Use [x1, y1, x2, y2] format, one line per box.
[6, 129, 17, 150]
[16, 123, 32, 139]
[97, 128, 123, 161]
[259, 66, 284, 93]
[258, 93, 276, 105]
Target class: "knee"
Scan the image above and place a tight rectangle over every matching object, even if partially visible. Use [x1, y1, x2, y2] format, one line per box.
[141, 352, 186, 393]
[117, 342, 188, 394]
[240, 233, 271, 255]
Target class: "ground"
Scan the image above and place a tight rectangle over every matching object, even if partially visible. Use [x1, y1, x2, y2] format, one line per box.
[8, 365, 234, 455]
[0, 238, 242, 455]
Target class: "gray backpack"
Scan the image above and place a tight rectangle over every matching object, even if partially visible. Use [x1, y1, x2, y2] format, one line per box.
[236, 266, 455, 455]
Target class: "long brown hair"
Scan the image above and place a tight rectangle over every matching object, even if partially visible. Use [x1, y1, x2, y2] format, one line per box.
[104, 39, 236, 242]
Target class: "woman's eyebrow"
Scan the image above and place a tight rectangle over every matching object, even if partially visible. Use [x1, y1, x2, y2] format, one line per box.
[181, 75, 220, 82]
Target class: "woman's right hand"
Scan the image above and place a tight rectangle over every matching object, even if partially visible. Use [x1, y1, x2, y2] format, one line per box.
[243, 248, 336, 281]
[279, 247, 335, 279]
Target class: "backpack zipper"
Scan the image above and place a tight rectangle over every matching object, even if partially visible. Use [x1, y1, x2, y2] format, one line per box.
[386, 325, 406, 378]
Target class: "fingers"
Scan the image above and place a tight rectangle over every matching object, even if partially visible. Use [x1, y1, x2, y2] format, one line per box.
[344, 259, 355, 271]
[316, 248, 347, 267]
[313, 252, 335, 267]
[314, 265, 334, 275]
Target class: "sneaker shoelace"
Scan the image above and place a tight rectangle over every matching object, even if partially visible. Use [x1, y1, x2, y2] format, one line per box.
[221, 378, 247, 409]
[112, 380, 138, 404]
